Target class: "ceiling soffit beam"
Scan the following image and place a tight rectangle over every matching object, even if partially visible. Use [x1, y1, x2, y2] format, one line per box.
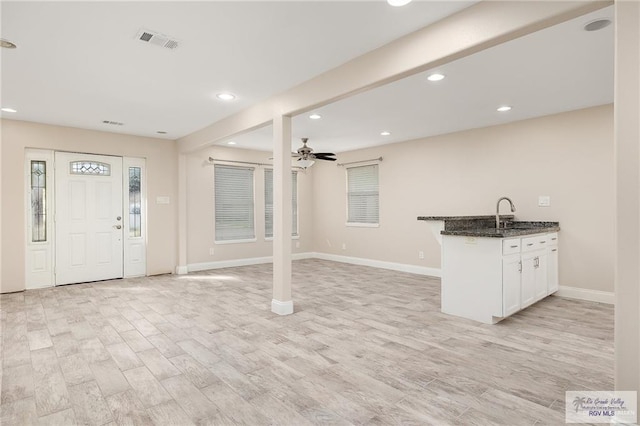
[178, 0, 612, 154]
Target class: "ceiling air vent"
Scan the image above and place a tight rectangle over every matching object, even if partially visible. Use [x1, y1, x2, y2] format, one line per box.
[136, 28, 179, 50]
[102, 120, 124, 126]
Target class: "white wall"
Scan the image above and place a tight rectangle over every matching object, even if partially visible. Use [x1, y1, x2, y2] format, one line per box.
[311, 105, 614, 293]
[0, 119, 178, 293]
[184, 145, 313, 269]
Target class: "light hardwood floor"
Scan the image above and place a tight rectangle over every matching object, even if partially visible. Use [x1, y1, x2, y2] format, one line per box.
[1, 259, 613, 425]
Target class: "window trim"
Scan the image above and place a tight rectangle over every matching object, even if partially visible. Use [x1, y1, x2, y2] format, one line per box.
[346, 222, 380, 228]
[214, 238, 258, 245]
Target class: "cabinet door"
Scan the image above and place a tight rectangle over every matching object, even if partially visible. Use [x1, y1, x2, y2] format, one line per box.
[502, 254, 521, 317]
[547, 246, 559, 294]
[521, 252, 537, 308]
[534, 252, 548, 301]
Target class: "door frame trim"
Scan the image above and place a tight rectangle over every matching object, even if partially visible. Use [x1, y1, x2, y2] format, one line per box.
[24, 149, 148, 289]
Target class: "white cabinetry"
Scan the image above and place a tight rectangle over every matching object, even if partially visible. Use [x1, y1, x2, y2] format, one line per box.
[522, 234, 550, 303]
[442, 231, 559, 324]
[547, 234, 559, 294]
[520, 251, 537, 308]
[502, 254, 522, 317]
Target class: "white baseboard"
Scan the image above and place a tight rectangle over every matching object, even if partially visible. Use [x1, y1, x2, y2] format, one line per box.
[271, 299, 294, 315]
[183, 256, 614, 305]
[187, 252, 314, 273]
[184, 252, 439, 277]
[555, 286, 614, 305]
[310, 252, 441, 277]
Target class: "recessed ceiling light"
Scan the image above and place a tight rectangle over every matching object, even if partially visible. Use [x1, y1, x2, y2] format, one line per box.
[156, 131, 167, 134]
[1, 107, 17, 113]
[584, 19, 611, 32]
[309, 113, 322, 120]
[427, 73, 445, 82]
[380, 131, 391, 136]
[387, 0, 412, 6]
[497, 106, 512, 112]
[227, 141, 236, 145]
[216, 93, 236, 101]
[0, 39, 17, 49]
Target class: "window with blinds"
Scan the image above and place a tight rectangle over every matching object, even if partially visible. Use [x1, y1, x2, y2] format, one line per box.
[214, 165, 255, 241]
[264, 169, 298, 238]
[347, 164, 379, 225]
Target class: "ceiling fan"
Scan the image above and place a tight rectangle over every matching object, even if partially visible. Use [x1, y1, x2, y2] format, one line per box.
[293, 138, 336, 168]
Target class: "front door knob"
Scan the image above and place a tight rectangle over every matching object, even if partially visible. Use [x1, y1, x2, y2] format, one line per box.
[116, 216, 122, 221]
[114, 225, 122, 229]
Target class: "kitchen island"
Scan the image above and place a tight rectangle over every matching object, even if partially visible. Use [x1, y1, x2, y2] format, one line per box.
[419, 215, 560, 324]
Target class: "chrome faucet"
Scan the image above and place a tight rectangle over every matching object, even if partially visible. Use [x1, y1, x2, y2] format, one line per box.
[496, 197, 516, 229]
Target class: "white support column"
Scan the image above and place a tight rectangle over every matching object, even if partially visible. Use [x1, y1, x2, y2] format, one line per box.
[614, 0, 640, 408]
[271, 115, 293, 315]
[0, 120, 3, 292]
[176, 153, 188, 274]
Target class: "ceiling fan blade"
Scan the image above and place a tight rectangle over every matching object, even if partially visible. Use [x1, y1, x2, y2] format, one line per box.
[315, 156, 337, 161]
[313, 152, 336, 157]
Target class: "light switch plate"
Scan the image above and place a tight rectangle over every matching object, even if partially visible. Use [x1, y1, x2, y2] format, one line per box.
[156, 196, 170, 204]
[538, 196, 551, 207]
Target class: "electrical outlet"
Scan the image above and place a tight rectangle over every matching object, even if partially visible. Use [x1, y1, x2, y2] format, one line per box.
[419, 251, 425, 259]
[538, 196, 551, 207]
[342, 243, 347, 250]
[209, 248, 215, 256]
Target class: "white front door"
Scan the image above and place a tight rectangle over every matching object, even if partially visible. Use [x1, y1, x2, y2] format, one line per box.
[55, 152, 124, 285]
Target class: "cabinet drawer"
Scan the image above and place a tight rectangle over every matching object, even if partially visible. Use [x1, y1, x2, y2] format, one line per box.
[522, 234, 556, 252]
[502, 238, 521, 255]
[522, 235, 547, 252]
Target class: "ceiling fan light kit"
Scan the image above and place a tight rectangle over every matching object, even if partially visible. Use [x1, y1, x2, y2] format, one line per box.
[297, 159, 315, 169]
[292, 138, 337, 168]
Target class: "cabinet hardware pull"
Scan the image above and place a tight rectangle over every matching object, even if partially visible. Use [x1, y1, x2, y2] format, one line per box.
[552, 237, 557, 241]
[540, 241, 546, 244]
[552, 249, 557, 252]
[510, 245, 518, 248]
[527, 243, 534, 246]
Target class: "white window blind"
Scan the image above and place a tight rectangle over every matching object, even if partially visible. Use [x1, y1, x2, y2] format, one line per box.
[265, 169, 298, 238]
[347, 164, 379, 224]
[214, 165, 255, 241]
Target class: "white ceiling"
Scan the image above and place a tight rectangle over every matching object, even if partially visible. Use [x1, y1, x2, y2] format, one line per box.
[225, 5, 614, 154]
[0, 0, 476, 139]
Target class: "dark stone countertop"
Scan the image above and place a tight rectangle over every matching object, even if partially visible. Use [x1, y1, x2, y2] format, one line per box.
[418, 215, 559, 238]
[441, 222, 560, 238]
[417, 215, 515, 221]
